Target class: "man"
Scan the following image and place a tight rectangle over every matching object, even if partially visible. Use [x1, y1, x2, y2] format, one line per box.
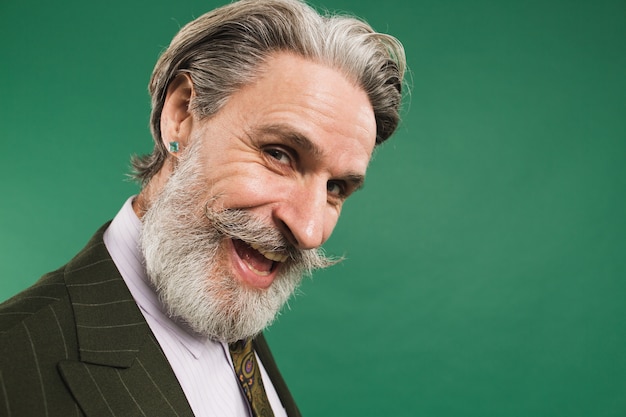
[0, 0, 405, 415]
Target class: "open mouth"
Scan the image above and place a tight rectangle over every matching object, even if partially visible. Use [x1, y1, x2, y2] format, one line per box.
[232, 239, 287, 277]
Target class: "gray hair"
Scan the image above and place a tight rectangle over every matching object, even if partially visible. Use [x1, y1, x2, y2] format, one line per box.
[131, 0, 406, 185]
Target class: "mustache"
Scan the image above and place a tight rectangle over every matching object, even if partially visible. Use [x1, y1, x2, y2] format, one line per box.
[203, 203, 338, 273]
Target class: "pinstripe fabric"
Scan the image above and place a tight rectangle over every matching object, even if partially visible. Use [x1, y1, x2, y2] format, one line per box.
[0, 269, 81, 417]
[0, 225, 193, 417]
[57, 337, 190, 417]
[0, 224, 302, 417]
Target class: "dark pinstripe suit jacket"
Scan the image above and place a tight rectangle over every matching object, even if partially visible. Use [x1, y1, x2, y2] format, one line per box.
[0, 224, 301, 417]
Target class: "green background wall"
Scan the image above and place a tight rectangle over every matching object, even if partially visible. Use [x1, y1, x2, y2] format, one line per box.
[1, 0, 625, 416]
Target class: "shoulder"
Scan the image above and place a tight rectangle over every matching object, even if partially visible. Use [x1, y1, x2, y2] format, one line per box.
[0, 223, 113, 343]
[0, 266, 72, 337]
[0, 268, 84, 416]
[0, 265, 79, 368]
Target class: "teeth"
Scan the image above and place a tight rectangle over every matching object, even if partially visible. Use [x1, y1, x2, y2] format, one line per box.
[250, 243, 288, 263]
[242, 261, 271, 276]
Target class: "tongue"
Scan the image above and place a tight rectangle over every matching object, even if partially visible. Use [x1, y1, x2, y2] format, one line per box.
[233, 239, 274, 274]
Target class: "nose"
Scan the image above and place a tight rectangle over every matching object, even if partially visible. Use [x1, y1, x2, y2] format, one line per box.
[273, 182, 336, 250]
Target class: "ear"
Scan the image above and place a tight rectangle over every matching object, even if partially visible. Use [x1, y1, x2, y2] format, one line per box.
[160, 73, 194, 157]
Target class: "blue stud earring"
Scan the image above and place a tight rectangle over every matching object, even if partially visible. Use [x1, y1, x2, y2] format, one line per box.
[169, 141, 180, 153]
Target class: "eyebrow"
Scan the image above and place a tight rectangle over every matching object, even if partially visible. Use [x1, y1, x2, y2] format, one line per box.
[254, 123, 366, 192]
[343, 173, 366, 192]
[255, 124, 323, 157]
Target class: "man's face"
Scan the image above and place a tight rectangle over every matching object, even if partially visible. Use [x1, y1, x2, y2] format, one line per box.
[189, 53, 377, 286]
[141, 53, 376, 341]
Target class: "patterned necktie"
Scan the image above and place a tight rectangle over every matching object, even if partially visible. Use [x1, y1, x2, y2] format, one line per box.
[229, 338, 275, 417]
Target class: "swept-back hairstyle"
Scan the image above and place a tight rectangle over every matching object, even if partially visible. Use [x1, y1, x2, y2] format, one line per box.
[132, 0, 406, 185]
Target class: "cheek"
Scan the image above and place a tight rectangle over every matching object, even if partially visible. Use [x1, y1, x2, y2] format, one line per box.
[209, 169, 283, 209]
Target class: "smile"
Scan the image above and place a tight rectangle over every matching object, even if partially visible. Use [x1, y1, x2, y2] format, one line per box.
[249, 242, 289, 263]
[231, 239, 287, 287]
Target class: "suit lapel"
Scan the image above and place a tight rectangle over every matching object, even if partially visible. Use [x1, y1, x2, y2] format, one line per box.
[58, 336, 193, 417]
[58, 226, 194, 417]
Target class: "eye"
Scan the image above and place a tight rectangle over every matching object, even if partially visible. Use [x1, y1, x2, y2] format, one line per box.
[327, 181, 346, 197]
[265, 148, 292, 165]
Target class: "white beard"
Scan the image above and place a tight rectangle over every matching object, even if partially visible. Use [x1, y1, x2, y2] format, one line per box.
[139, 139, 332, 342]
